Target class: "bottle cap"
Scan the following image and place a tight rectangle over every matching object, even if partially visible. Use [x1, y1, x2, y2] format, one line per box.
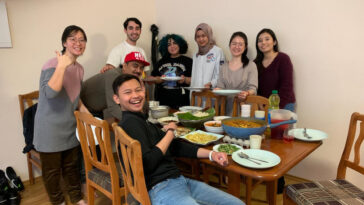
[272, 90, 278, 94]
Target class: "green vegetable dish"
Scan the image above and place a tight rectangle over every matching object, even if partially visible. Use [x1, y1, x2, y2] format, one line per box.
[217, 144, 241, 155]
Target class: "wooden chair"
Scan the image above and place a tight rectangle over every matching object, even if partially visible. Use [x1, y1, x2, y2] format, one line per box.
[113, 123, 151, 205]
[18, 90, 41, 185]
[284, 112, 364, 205]
[74, 111, 125, 205]
[191, 90, 227, 116]
[232, 95, 269, 121]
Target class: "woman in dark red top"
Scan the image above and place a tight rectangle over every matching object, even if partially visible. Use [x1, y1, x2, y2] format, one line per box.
[254, 28, 296, 111]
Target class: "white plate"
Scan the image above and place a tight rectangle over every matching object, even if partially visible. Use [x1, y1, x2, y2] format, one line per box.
[183, 87, 207, 91]
[232, 149, 281, 169]
[213, 144, 243, 155]
[179, 106, 203, 112]
[213, 116, 231, 121]
[157, 116, 179, 126]
[180, 130, 224, 145]
[161, 76, 182, 81]
[290, 128, 328, 142]
[75, 117, 102, 145]
[212, 89, 241, 96]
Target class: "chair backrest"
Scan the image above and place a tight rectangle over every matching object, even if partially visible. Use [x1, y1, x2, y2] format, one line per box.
[113, 123, 151, 205]
[18, 91, 39, 118]
[232, 95, 269, 121]
[191, 90, 227, 116]
[337, 112, 364, 179]
[74, 111, 120, 189]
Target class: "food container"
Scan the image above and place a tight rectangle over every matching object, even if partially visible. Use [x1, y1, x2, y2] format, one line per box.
[150, 106, 169, 119]
[221, 117, 296, 139]
[204, 121, 224, 134]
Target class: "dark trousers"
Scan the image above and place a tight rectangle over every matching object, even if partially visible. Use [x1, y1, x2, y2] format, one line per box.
[40, 146, 83, 205]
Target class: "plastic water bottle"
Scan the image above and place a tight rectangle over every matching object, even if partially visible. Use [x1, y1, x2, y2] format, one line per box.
[268, 90, 280, 110]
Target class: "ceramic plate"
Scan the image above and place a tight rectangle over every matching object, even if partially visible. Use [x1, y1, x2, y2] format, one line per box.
[180, 130, 224, 145]
[183, 87, 207, 91]
[161, 76, 182, 81]
[290, 128, 328, 142]
[75, 117, 102, 145]
[212, 89, 241, 96]
[213, 144, 243, 155]
[179, 106, 203, 112]
[232, 149, 281, 169]
[157, 116, 178, 126]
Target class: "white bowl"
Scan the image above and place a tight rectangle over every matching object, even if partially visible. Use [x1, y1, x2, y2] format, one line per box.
[213, 116, 231, 121]
[150, 106, 169, 119]
[204, 121, 224, 134]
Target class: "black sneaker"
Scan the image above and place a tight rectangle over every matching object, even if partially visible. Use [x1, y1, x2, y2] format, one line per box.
[0, 194, 8, 205]
[0, 170, 10, 194]
[5, 167, 24, 192]
[8, 189, 20, 205]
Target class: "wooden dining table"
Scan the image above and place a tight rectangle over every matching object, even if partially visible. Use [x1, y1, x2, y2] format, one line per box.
[199, 138, 322, 205]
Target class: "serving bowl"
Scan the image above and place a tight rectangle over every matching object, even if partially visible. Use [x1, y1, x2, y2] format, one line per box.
[177, 108, 215, 128]
[150, 106, 169, 119]
[204, 121, 224, 134]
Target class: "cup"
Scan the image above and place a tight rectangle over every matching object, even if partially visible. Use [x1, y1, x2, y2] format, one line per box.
[254, 110, 265, 120]
[283, 126, 294, 143]
[250, 135, 262, 149]
[241, 104, 251, 117]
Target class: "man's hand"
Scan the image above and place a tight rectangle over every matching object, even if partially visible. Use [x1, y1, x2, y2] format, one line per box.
[100, 64, 115, 73]
[212, 151, 229, 166]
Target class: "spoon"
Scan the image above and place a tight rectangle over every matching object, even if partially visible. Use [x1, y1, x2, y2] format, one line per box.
[238, 152, 269, 163]
[238, 152, 261, 165]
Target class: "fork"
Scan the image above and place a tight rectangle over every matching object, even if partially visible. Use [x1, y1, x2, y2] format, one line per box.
[238, 152, 269, 163]
[238, 152, 263, 165]
[303, 128, 312, 139]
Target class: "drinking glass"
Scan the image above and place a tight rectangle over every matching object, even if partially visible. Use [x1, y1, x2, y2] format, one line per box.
[283, 126, 294, 143]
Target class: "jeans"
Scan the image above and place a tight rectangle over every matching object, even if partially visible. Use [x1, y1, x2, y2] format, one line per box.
[283, 103, 295, 112]
[148, 176, 244, 205]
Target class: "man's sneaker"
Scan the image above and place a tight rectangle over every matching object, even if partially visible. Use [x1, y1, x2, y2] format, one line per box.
[5, 167, 24, 192]
[8, 189, 20, 205]
[0, 170, 10, 194]
[0, 193, 8, 205]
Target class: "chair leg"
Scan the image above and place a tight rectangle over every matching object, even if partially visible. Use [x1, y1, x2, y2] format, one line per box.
[111, 189, 121, 205]
[87, 183, 95, 205]
[27, 153, 34, 184]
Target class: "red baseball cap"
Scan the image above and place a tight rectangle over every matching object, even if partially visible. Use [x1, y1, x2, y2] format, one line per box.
[124, 52, 150, 66]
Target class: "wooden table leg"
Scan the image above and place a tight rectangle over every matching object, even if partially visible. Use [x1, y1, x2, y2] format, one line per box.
[245, 177, 252, 205]
[227, 172, 241, 198]
[266, 180, 277, 205]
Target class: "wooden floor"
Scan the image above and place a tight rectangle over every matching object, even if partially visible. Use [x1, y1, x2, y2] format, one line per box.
[20, 175, 308, 205]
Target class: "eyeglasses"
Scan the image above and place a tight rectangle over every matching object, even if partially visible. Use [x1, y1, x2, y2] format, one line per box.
[231, 42, 244, 47]
[68, 37, 86, 44]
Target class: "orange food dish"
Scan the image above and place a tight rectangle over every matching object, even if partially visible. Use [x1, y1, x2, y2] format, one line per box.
[205, 122, 221, 127]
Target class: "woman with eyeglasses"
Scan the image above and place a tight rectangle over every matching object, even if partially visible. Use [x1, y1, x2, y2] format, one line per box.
[33, 25, 89, 205]
[190, 23, 225, 89]
[254, 28, 295, 112]
[151, 34, 192, 109]
[215, 31, 258, 115]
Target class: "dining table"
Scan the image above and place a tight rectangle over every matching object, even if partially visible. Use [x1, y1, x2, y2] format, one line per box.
[199, 138, 322, 205]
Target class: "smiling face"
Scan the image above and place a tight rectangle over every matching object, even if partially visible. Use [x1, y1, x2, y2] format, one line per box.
[63, 31, 86, 58]
[122, 61, 145, 78]
[167, 38, 180, 58]
[124, 21, 141, 43]
[113, 79, 145, 112]
[257, 32, 277, 54]
[229, 36, 246, 57]
[195, 30, 209, 47]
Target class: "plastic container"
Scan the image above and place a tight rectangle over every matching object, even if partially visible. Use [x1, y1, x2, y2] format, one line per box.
[270, 109, 297, 139]
[268, 90, 280, 110]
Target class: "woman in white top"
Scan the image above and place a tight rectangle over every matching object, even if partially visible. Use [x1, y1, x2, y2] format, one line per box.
[190, 23, 225, 89]
[215, 31, 258, 115]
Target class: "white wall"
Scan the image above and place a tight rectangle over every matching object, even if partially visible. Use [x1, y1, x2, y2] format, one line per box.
[1, 0, 364, 191]
[155, 0, 364, 189]
[0, 0, 155, 178]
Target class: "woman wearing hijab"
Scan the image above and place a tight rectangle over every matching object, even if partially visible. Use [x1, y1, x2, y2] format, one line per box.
[190, 23, 225, 89]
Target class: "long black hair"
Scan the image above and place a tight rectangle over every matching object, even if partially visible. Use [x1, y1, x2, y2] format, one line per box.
[254, 28, 279, 74]
[61, 25, 87, 54]
[229, 31, 249, 68]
